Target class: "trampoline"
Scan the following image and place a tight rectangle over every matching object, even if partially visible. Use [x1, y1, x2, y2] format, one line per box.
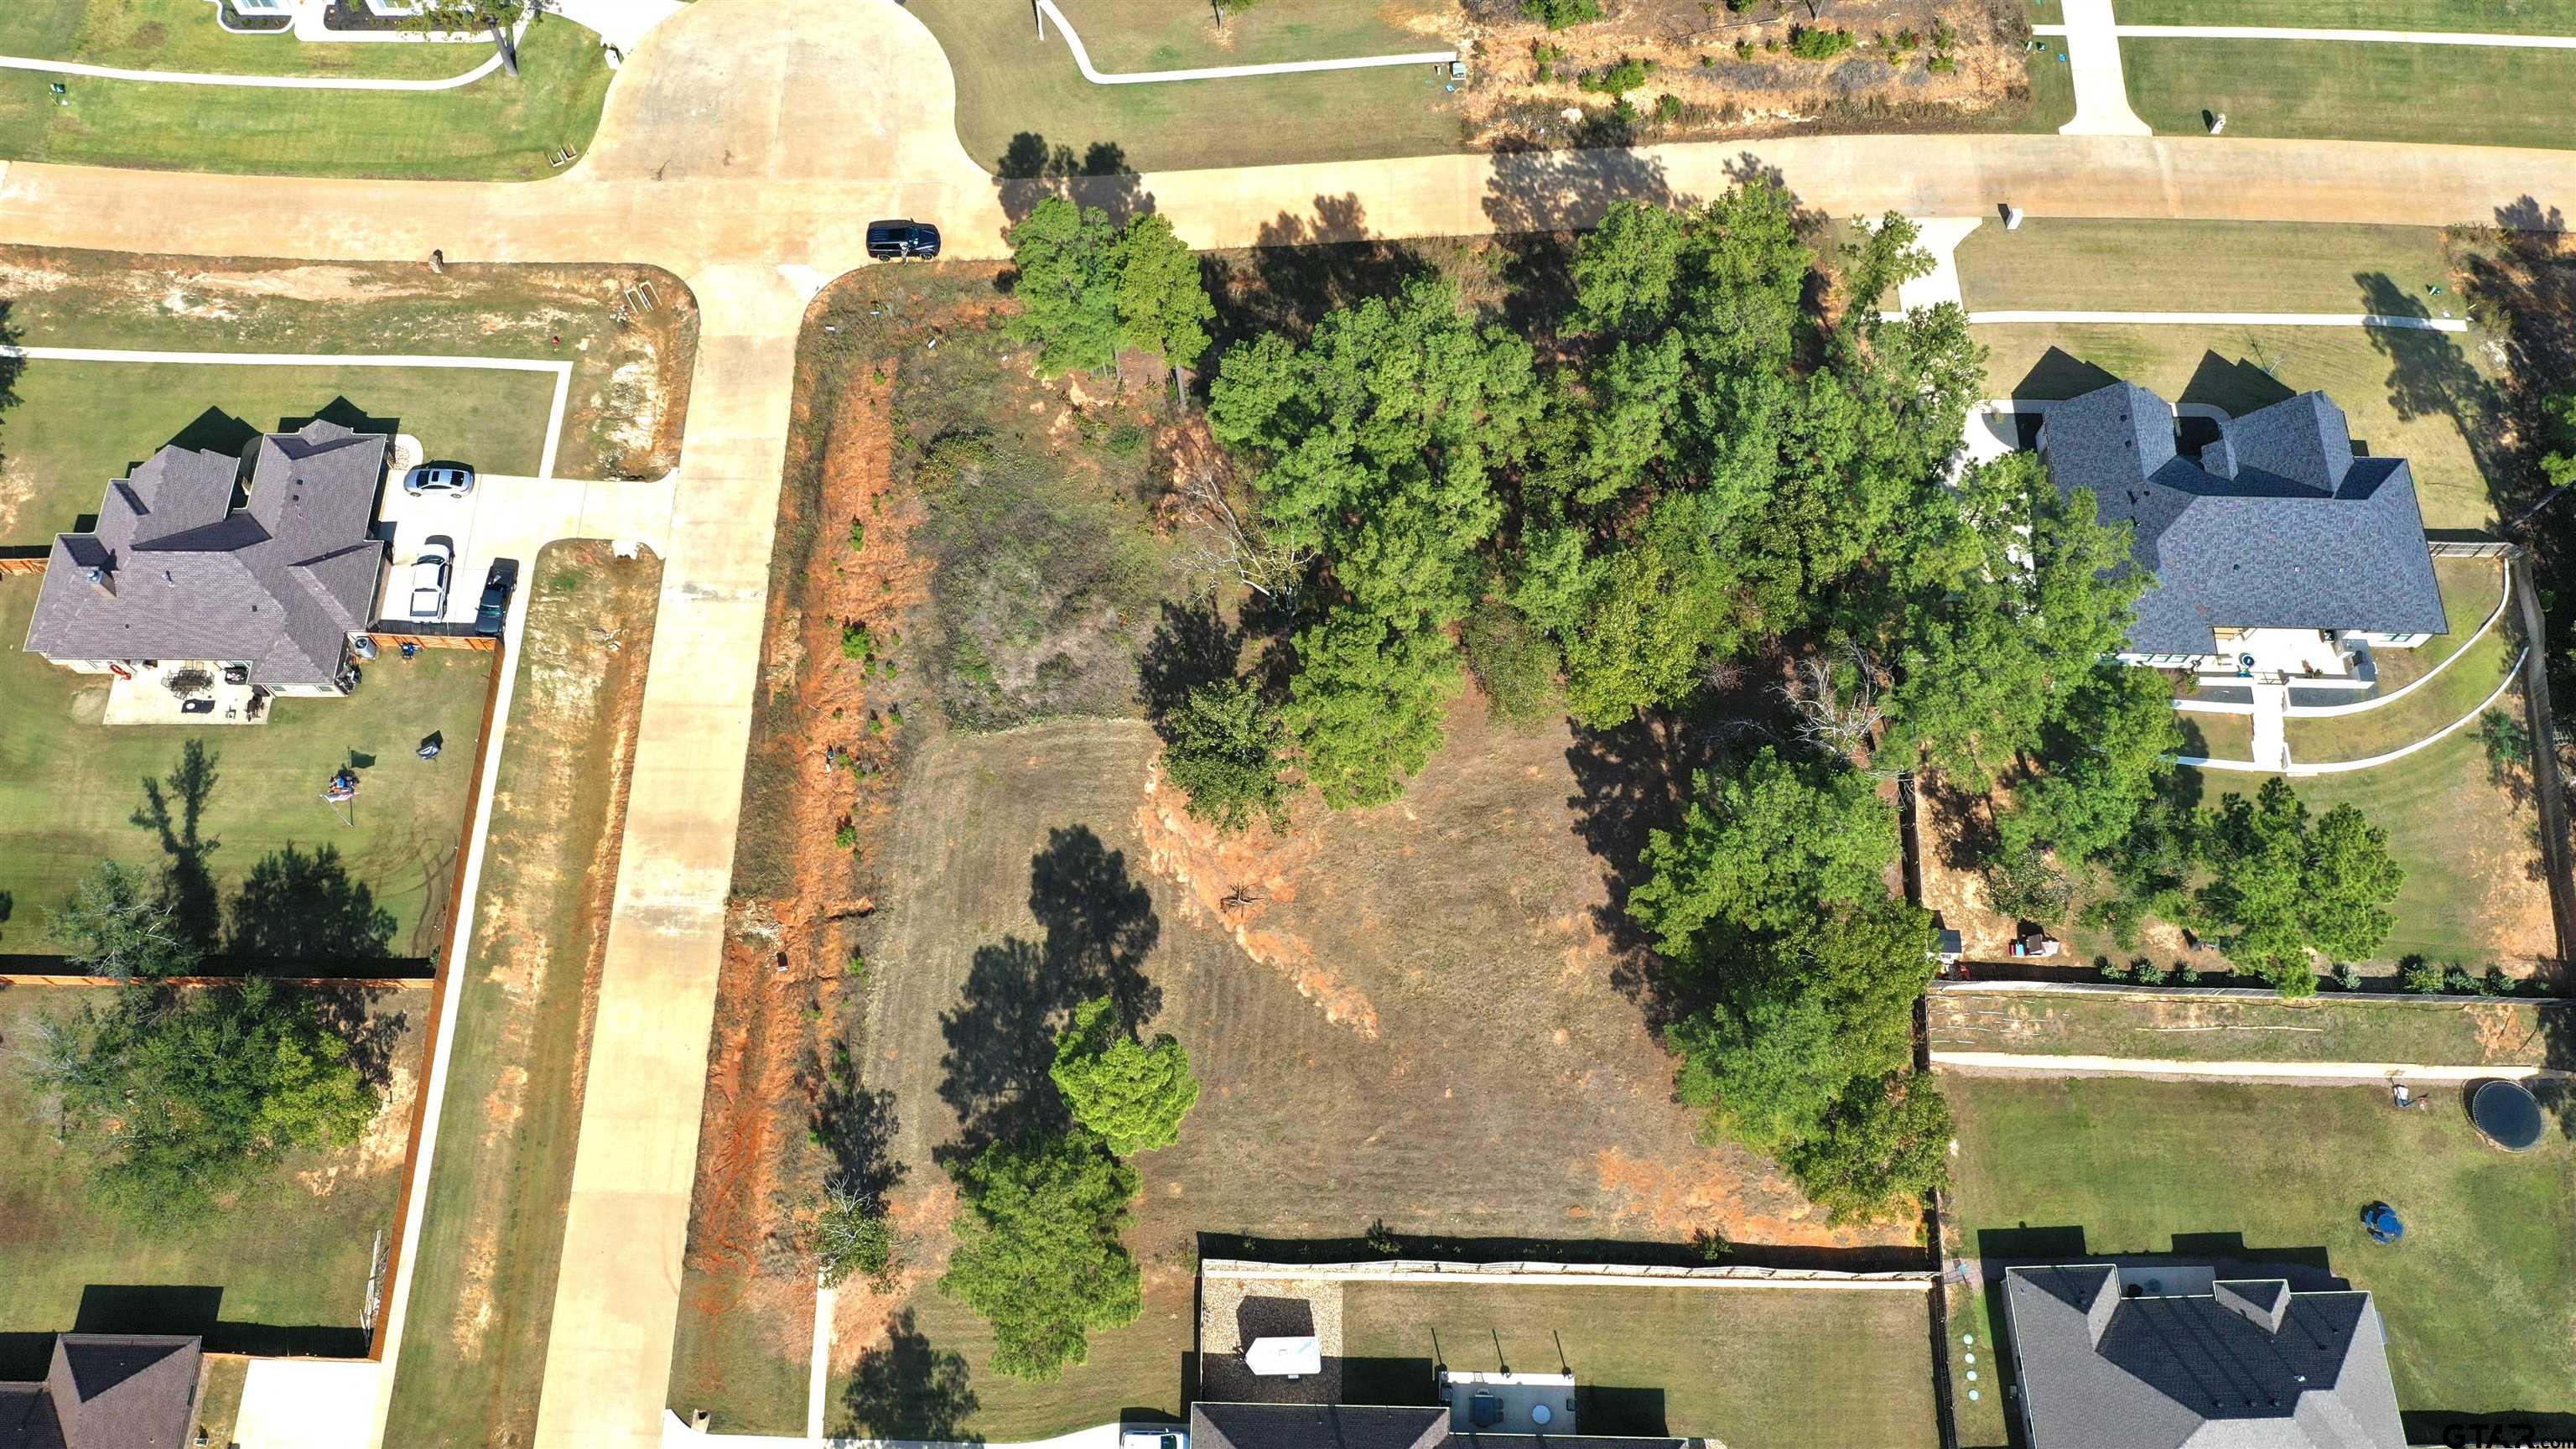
[2472, 1079, 2547, 1152]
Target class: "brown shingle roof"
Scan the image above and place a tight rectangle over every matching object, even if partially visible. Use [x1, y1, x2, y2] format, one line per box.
[0, 1335, 199, 1449]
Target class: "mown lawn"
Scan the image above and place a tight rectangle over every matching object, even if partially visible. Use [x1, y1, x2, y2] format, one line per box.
[2122, 38, 2576, 149]
[1928, 989, 2568, 1067]
[0, 0, 481, 78]
[0, 579, 492, 961]
[1979, 321, 2503, 532]
[2175, 709, 2253, 761]
[0, 356, 558, 547]
[2111, 0, 2576, 32]
[0, 16, 609, 179]
[1052, 0, 1447, 73]
[1946, 1075, 2576, 1441]
[0, 985, 417, 1364]
[2283, 631, 2517, 765]
[2370, 557, 2506, 694]
[386, 544, 661, 1448]
[1954, 219, 2457, 314]
[1339, 1279, 1940, 1446]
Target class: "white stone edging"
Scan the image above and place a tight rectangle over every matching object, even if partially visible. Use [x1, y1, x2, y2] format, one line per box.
[2180, 643, 2524, 774]
[1033, 0, 1454, 85]
[1200, 1258, 1932, 1290]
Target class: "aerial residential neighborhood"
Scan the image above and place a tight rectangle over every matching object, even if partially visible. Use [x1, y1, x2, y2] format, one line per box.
[0, 2, 2570, 1449]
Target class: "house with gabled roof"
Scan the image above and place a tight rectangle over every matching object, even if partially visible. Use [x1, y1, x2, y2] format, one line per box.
[0, 1334, 201, 1449]
[22, 418, 391, 701]
[2002, 1264, 2404, 1449]
[2038, 382, 2448, 686]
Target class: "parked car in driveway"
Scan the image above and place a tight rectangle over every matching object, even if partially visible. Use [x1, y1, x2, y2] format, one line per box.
[403, 463, 476, 496]
[408, 538, 454, 621]
[474, 560, 514, 637]
[866, 219, 940, 260]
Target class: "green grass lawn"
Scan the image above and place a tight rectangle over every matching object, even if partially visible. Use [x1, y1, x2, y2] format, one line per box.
[0, 579, 492, 961]
[1954, 219, 2458, 314]
[2111, 0, 2576, 32]
[1978, 321, 2503, 532]
[0, 984, 416, 1364]
[386, 544, 658, 1448]
[193, 1355, 247, 1449]
[0, 16, 609, 179]
[2283, 631, 2517, 764]
[2371, 557, 2506, 694]
[0, 357, 559, 547]
[2123, 38, 2576, 148]
[1946, 1075, 2576, 1439]
[1929, 989, 2568, 1066]
[1054, 0, 1448, 72]
[2175, 724, 2554, 970]
[2175, 709, 2253, 761]
[0, 0, 483, 78]
[910, 0, 1461, 175]
[1338, 1279, 1940, 1446]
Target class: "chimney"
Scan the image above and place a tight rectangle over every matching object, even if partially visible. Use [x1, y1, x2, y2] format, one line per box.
[2213, 1279, 2292, 1336]
[85, 564, 116, 598]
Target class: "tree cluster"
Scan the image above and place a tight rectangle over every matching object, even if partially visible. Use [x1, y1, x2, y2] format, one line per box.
[1006, 197, 1215, 384]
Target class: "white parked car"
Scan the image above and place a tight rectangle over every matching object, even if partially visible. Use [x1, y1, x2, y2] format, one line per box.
[403, 464, 476, 496]
[408, 538, 454, 621]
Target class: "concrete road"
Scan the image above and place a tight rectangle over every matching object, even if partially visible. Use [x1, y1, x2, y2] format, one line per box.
[6, 2, 2574, 1446]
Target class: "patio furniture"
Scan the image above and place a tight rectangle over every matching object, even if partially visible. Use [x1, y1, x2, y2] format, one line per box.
[2361, 1202, 2404, 1244]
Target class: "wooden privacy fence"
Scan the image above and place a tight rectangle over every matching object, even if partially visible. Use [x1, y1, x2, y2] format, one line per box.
[0, 555, 47, 576]
[363, 631, 499, 652]
[0, 973, 431, 989]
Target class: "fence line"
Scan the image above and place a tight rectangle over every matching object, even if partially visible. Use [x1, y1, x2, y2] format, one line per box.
[1930, 979, 2563, 1008]
[1200, 1258, 1933, 1291]
[0, 973, 432, 988]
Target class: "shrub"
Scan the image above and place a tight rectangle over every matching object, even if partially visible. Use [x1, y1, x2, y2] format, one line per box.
[1653, 91, 1685, 123]
[1735, 38, 1754, 58]
[1926, 54, 1956, 73]
[1521, 0, 1603, 29]
[1461, 600, 1563, 729]
[2097, 955, 2131, 982]
[811, 1183, 897, 1291]
[1365, 1218, 1400, 1254]
[1581, 56, 1655, 94]
[2444, 963, 2484, 995]
[2333, 961, 2364, 992]
[2399, 956, 2445, 994]
[2177, 961, 2202, 985]
[1984, 844, 2072, 921]
[1788, 25, 1855, 59]
[2132, 958, 2169, 986]
[841, 620, 875, 662]
[834, 820, 858, 850]
[848, 517, 866, 552]
[2080, 894, 2146, 953]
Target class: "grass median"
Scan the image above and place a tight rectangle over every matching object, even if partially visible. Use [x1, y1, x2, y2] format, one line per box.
[0, 15, 609, 179]
[1954, 219, 2457, 314]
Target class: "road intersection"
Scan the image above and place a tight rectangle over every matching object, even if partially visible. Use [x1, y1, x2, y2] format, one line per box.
[3, 1, 2570, 1444]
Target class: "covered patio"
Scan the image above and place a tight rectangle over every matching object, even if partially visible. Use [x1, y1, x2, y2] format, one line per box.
[101, 660, 269, 726]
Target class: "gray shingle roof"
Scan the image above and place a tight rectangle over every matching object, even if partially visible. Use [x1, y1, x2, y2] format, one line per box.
[2038, 383, 2448, 657]
[23, 418, 388, 688]
[2004, 1265, 2404, 1449]
[1191, 1404, 1450, 1449]
[0, 1334, 200, 1449]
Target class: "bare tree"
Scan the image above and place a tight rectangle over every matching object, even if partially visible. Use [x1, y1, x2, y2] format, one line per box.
[1779, 642, 1888, 764]
[1175, 458, 1311, 607]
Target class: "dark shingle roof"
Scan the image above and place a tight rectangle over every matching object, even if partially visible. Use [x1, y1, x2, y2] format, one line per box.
[2004, 1265, 2403, 1449]
[2039, 384, 2448, 657]
[23, 418, 388, 687]
[1192, 1404, 1450, 1449]
[0, 1335, 199, 1449]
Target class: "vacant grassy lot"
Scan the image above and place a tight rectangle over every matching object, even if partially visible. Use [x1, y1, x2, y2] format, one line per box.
[0, 357, 559, 546]
[2123, 39, 2576, 149]
[0, 17, 609, 179]
[384, 543, 660, 1448]
[0, 246, 699, 486]
[1929, 989, 2569, 1066]
[1946, 1075, 2576, 1442]
[0, 579, 492, 960]
[1055, 0, 1447, 72]
[2283, 630, 2518, 764]
[0, 984, 418, 1367]
[1954, 219, 2457, 314]
[1338, 1279, 1938, 1446]
[1980, 321, 2502, 532]
[0, 0, 481, 78]
[2111, 0, 2576, 31]
[911, 0, 1462, 175]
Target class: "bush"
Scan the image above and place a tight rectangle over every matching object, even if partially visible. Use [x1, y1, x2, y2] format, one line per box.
[834, 820, 858, 850]
[2400, 955, 2446, 994]
[841, 620, 875, 662]
[2333, 961, 2364, 992]
[811, 1185, 897, 1291]
[1984, 844, 2072, 921]
[2132, 958, 2168, 986]
[848, 517, 866, 553]
[1581, 57, 1656, 94]
[1521, 0, 1603, 28]
[1927, 54, 1957, 73]
[1653, 91, 1685, 123]
[1789, 26, 1856, 59]
[1461, 599, 1563, 729]
[2080, 894, 2146, 953]
[2176, 961, 2202, 985]
[2097, 955, 2131, 982]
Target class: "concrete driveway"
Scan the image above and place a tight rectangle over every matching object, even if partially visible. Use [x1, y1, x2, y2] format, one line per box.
[374, 470, 678, 627]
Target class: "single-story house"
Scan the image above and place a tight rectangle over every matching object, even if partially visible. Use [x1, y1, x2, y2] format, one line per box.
[23, 418, 391, 699]
[2038, 382, 2447, 683]
[2002, 1264, 2403, 1449]
[0, 1334, 201, 1449]
[1187, 1402, 1685, 1449]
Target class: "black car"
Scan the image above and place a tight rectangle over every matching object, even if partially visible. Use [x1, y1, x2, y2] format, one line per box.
[474, 561, 514, 637]
[866, 219, 941, 260]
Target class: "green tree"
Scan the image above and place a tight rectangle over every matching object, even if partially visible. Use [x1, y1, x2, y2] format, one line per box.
[1777, 1075, 1954, 1223]
[1048, 996, 1202, 1156]
[1005, 195, 1123, 377]
[29, 976, 377, 1223]
[49, 860, 202, 981]
[810, 1183, 897, 1291]
[2191, 779, 2402, 995]
[940, 1129, 1143, 1381]
[2306, 802, 2404, 963]
[1160, 678, 1291, 832]
[1628, 746, 1898, 953]
[1114, 211, 1215, 384]
[2003, 664, 2184, 864]
[1520, 0, 1603, 28]
[1281, 614, 1462, 809]
[1460, 598, 1564, 729]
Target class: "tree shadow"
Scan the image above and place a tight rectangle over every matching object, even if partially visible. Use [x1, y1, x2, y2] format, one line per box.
[308, 985, 405, 1091]
[1198, 195, 1432, 360]
[223, 843, 395, 965]
[814, 1079, 906, 1209]
[1562, 710, 1736, 1026]
[130, 740, 223, 948]
[1482, 143, 1676, 236]
[2355, 271, 2508, 515]
[1138, 599, 1242, 734]
[936, 828, 1162, 1163]
[994, 133, 1153, 226]
[841, 1310, 983, 1442]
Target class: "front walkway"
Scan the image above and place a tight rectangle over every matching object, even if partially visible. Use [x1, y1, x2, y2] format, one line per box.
[2247, 682, 2289, 771]
[2054, 0, 2152, 137]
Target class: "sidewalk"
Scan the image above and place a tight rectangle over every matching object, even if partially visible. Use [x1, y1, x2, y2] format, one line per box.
[2054, 0, 2152, 137]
